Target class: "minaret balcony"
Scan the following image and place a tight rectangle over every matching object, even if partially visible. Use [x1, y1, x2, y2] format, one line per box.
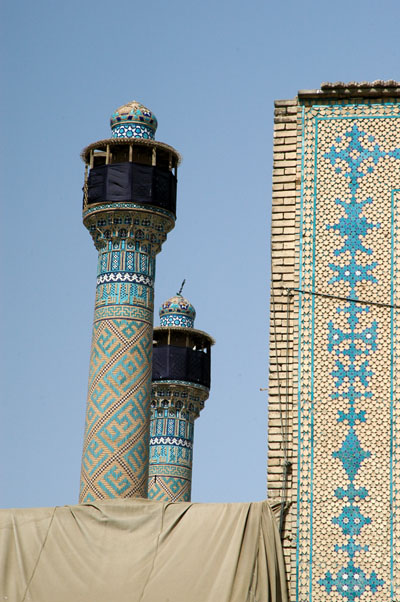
[85, 162, 177, 215]
[152, 345, 211, 388]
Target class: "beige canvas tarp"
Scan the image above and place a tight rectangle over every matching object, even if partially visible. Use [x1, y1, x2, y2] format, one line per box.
[1, 498, 288, 602]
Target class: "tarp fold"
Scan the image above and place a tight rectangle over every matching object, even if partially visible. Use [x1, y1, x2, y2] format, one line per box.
[1, 498, 288, 602]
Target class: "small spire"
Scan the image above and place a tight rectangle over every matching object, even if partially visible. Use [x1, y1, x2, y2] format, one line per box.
[178, 279, 186, 296]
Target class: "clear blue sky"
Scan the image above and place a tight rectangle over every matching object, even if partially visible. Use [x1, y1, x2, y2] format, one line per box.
[1, 0, 399, 508]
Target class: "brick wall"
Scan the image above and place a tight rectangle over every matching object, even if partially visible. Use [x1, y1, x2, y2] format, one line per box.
[267, 98, 301, 599]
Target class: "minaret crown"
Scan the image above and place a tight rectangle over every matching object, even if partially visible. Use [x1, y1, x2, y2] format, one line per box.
[159, 294, 196, 328]
[110, 100, 158, 140]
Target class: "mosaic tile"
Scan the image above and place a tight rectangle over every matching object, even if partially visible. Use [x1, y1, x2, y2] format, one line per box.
[159, 294, 196, 328]
[297, 99, 400, 601]
[80, 215, 175, 503]
[148, 294, 210, 502]
[110, 100, 157, 140]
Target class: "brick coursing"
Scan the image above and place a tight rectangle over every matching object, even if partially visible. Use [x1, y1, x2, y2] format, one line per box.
[267, 98, 301, 601]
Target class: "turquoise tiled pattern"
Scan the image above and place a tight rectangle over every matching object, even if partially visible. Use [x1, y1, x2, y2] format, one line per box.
[147, 382, 209, 502]
[110, 101, 157, 140]
[148, 294, 210, 502]
[297, 100, 400, 601]
[159, 294, 196, 328]
[80, 206, 175, 503]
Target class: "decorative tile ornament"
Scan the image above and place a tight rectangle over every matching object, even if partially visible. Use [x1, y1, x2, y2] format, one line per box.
[296, 99, 400, 602]
[80, 211, 176, 503]
[80, 106, 180, 503]
[110, 101, 157, 139]
[159, 294, 196, 328]
[148, 293, 212, 502]
[111, 124, 155, 140]
[147, 382, 209, 502]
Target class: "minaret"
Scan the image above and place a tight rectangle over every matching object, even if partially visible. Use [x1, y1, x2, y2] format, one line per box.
[148, 292, 214, 502]
[79, 101, 180, 503]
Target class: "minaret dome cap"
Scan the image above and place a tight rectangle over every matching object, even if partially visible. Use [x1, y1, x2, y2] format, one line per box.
[110, 101, 158, 140]
[159, 294, 196, 328]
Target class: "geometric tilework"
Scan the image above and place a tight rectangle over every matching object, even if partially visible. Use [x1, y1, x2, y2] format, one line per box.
[147, 476, 191, 502]
[147, 409, 193, 502]
[97, 272, 153, 286]
[83, 207, 175, 254]
[80, 317, 153, 502]
[297, 100, 400, 601]
[147, 381, 209, 502]
[110, 101, 157, 139]
[80, 207, 175, 503]
[159, 294, 196, 328]
[159, 314, 194, 328]
[95, 281, 153, 310]
[83, 202, 174, 220]
[94, 305, 153, 322]
[111, 123, 155, 140]
[392, 189, 400, 597]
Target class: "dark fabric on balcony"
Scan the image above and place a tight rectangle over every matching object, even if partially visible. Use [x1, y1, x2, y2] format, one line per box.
[152, 345, 211, 388]
[86, 162, 177, 215]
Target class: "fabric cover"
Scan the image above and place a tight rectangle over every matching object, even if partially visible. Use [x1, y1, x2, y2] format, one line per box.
[86, 162, 177, 215]
[152, 345, 211, 387]
[0, 499, 287, 602]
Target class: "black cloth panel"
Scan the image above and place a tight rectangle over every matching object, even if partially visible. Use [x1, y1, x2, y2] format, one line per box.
[152, 346, 210, 388]
[108, 163, 133, 200]
[86, 162, 177, 215]
[131, 163, 153, 203]
[86, 167, 107, 204]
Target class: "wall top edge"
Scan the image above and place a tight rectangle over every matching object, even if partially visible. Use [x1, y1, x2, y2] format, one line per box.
[274, 99, 297, 107]
[275, 82, 400, 107]
[298, 80, 400, 100]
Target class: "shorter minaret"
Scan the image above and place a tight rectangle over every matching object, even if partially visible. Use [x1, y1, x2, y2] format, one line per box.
[148, 291, 214, 501]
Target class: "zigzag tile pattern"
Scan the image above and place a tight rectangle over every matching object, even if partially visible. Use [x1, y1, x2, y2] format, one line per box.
[80, 317, 153, 502]
[80, 234, 159, 503]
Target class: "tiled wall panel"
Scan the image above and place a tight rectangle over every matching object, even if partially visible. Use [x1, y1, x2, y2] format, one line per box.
[268, 95, 400, 601]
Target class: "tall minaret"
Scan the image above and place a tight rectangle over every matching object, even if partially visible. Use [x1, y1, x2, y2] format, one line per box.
[79, 101, 180, 503]
[148, 292, 214, 502]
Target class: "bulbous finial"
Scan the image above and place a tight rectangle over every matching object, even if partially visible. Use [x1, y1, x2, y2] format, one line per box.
[159, 292, 196, 328]
[110, 101, 158, 140]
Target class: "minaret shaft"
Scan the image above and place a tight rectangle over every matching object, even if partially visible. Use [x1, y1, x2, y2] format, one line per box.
[80, 209, 173, 502]
[148, 382, 208, 502]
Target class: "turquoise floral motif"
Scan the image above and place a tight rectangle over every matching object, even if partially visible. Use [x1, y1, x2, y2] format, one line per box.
[319, 123, 400, 599]
[332, 429, 370, 482]
[324, 124, 400, 193]
[319, 562, 384, 601]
